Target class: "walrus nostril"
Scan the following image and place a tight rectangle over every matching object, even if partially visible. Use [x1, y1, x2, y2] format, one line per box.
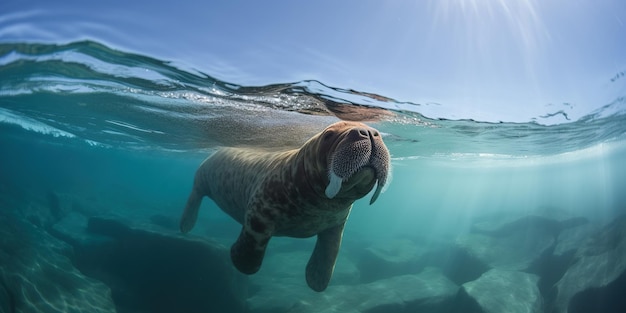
[357, 128, 369, 138]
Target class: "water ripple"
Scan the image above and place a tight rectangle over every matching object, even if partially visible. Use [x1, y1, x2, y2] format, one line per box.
[1, 41, 625, 158]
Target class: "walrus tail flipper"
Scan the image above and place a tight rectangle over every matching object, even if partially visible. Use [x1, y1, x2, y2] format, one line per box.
[306, 222, 346, 292]
[180, 189, 202, 233]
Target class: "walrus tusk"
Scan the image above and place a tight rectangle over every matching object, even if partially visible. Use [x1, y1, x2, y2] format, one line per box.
[369, 181, 383, 205]
[325, 171, 343, 199]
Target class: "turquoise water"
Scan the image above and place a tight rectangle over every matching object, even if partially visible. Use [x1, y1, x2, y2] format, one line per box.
[1, 41, 626, 313]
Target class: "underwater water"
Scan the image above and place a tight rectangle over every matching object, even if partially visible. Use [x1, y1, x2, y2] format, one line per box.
[1, 40, 626, 313]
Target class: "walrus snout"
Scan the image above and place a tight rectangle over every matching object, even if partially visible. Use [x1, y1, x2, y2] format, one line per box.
[324, 124, 390, 204]
[347, 127, 376, 141]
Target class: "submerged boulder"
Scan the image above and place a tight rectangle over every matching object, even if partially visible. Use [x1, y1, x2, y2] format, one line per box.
[553, 222, 598, 258]
[248, 267, 458, 313]
[50, 212, 249, 313]
[357, 238, 426, 282]
[526, 222, 599, 298]
[252, 250, 359, 287]
[455, 269, 542, 313]
[0, 211, 116, 313]
[355, 237, 484, 285]
[455, 212, 587, 272]
[50, 211, 113, 248]
[552, 215, 626, 313]
[455, 229, 554, 271]
[353, 268, 458, 313]
[20, 190, 107, 229]
[92, 214, 249, 313]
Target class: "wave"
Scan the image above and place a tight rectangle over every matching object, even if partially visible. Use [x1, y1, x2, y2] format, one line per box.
[1, 41, 625, 158]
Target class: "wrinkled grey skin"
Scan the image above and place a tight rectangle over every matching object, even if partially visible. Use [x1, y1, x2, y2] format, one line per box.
[180, 121, 390, 291]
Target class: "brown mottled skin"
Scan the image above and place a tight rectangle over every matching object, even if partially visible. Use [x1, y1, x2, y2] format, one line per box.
[179, 121, 390, 292]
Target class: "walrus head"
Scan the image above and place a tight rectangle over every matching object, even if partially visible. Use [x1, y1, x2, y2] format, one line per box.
[306, 121, 390, 205]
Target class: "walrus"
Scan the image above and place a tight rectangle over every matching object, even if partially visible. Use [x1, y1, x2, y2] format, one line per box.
[179, 121, 390, 291]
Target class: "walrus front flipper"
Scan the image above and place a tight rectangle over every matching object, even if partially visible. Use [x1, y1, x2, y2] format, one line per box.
[180, 189, 203, 233]
[306, 222, 346, 292]
[231, 227, 271, 274]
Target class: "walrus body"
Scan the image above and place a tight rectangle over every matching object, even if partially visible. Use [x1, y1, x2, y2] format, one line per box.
[180, 121, 390, 291]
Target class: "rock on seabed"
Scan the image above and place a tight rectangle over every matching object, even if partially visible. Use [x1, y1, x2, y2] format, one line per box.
[0, 210, 116, 313]
[248, 267, 458, 313]
[456, 269, 542, 313]
[553, 215, 626, 313]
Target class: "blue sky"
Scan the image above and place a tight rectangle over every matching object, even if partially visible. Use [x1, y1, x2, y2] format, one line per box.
[1, 0, 625, 122]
